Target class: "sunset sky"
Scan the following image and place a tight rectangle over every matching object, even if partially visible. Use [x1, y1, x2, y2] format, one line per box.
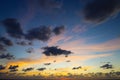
[0, 0, 120, 78]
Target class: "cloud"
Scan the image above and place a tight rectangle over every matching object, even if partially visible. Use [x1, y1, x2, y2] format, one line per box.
[72, 25, 87, 33]
[60, 37, 120, 54]
[16, 41, 32, 46]
[47, 35, 72, 46]
[1, 18, 65, 43]
[25, 26, 65, 42]
[53, 25, 65, 35]
[0, 37, 13, 46]
[72, 66, 82, 70]
[38, 0, 62, 10]
[9, 69, 18, 72]
[25, 26, 52, 41]
[0, 44, 6, 51]
[22, 67, 34, 72]
[42, 46, 72, 57]
[8, 65, 19, 72]
[66, 60, 71, 62]
[44, 63, 51, 65]
[2, 18, 24, 38]
[83, 0, 120, 23]
[37, 67, 46, 71]
[8, 65, 19, 70]
[0, 65, 6, 70]
[0, 53, 15, 60]
[26, 47, 34, 53]
[100, 64, 113, 69]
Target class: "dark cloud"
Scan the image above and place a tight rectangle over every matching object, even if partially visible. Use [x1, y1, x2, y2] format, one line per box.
[16, 41, 32, 46]
[38, 0, 62, 10]
[100, 64, 113, 69]
[44, 63, 51, 65]
[25, 26, 65, 42]
[10, 69, 18, 72]
[26, 47, 34, 53]
[53, 60, 56, 62]
[42, 46, 72, 57]
[0, 44, 6, 51]
[0, 37, 13, 46]
[8, 65, 19, 70]
[8, 65, 19, 72]
[1, 18, 65, 43]
[22, 67, 34, 72]
[53, 25, 65, 35]
[37, 67, 46, 71]
[66, 60, 71, 62]
[0, 53, 15, 60]
[0, 65, 6, 70]
[72, 66, 82, 70]
[25, 26, 52, 41]
[2, 18, 24, 38]
[83, 0, 120, 23]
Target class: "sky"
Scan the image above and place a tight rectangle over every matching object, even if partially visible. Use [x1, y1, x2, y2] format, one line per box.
[0, 0, 120, 79]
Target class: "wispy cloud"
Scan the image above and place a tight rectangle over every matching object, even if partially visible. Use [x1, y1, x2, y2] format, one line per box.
[60, 37, 120, 54]
[72, 24, 87, 33]
[47, 34, 72, 46]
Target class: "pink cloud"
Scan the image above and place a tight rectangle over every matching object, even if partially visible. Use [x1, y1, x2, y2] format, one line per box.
[72, 24, 87, 33]
[47, 35, 72, 46]
[59, 37, 120, 54]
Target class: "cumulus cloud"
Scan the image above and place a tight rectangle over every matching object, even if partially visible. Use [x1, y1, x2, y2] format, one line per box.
[100, 64, 113, 69]
[72, 66, 82, 70]
[8, 65, 19, 70]
[0, 37, 13, 46]
[42, 46, 72, 57]
[25, 26, 52, 41]
[53, 25, 65, 35]
[2, 18, 24, 38]
[25, 25, 65, 42]
[0, 53, 15, 60]
[0, 65, 6, 70]
[37, 67, 46, 71]
[22, 67, 34, 72]
[83, 0, 120, 23]
[44, 63, 51, 65]
[1, 18, 65, 43]
[8, 65, 19, 72]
